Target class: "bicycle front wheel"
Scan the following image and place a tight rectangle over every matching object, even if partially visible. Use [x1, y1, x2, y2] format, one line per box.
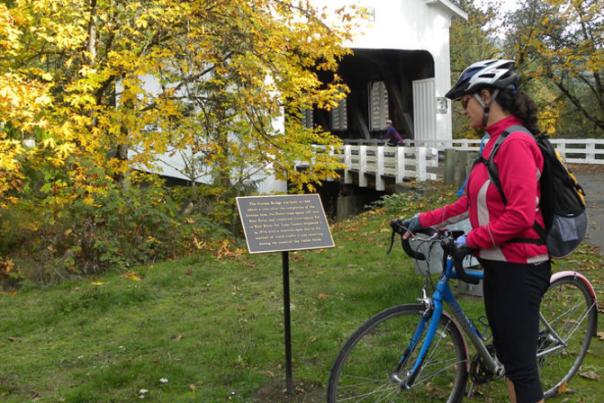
[538, 274, 597, 398]
[327, 304, 468, 402]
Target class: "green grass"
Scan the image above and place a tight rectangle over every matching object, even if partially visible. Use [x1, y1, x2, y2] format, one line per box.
[1, 186, 603, 402]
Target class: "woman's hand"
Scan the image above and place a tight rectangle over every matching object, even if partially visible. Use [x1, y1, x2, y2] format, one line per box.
[400, 215, 420, 240]
[454, 234, 467, 247]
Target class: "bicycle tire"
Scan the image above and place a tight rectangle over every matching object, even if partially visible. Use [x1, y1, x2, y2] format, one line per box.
[327, 304, 468, 402]
[538, 274, 597, 398]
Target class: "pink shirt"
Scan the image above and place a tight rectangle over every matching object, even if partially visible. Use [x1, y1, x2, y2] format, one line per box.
[419, 115, 549, 263]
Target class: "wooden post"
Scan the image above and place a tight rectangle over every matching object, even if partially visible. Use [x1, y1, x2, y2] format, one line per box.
[586, 143, 596, 163]
[358, 145, 368, 187]
[416, 147, 427, 182]
[344, 145, 352, 184]
[557, 141, 566, 161]
[453, 150, 465, 187]
[444, 149, 456, 185]
[396, 146, 405, 185]
[376, 146, 385, 191]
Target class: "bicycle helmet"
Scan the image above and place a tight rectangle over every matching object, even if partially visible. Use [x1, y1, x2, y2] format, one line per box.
[445, 59, 519, 100]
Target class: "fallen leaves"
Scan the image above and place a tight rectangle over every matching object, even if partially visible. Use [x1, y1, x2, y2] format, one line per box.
[215, 240, 245, 260]
[122, 272, 141, 282]
[557, 382, 573, 394]
[579, 370, 600, 380]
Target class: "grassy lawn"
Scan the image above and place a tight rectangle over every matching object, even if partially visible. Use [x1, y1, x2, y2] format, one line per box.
[1, 183, 603, 402]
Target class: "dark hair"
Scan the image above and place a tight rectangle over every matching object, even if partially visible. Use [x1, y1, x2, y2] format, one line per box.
[493, 88, 540, 134]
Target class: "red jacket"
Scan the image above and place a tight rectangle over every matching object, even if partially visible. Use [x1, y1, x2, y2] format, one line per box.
[419, 115, 549, 264]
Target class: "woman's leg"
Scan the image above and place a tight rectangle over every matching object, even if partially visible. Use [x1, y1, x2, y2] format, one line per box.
[480, 259, 551, 403]
[506, 378, 517, 403]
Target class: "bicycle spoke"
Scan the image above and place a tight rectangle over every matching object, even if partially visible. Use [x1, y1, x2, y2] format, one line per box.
[328, 305, 468, 402]
[538, 277, 596, 399]
[336, 382, 397, 402]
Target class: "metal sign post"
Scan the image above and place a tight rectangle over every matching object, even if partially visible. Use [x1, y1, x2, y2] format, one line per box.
[282, 251, 293, 395]
[236, 194, 334, 397]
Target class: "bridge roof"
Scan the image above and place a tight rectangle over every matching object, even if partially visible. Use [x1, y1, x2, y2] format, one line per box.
[426, 0, 468, 20]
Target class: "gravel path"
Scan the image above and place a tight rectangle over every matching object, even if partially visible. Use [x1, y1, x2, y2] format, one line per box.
[573, 165, 604, 255]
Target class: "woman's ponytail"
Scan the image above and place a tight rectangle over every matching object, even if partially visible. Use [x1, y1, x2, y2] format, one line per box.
[495, 89, 540, 135]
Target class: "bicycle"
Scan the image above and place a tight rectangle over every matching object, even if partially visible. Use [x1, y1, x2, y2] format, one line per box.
[327, 221, 598, 402]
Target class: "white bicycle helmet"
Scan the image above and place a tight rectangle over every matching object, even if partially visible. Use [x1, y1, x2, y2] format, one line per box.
[445, 59, 519, 100]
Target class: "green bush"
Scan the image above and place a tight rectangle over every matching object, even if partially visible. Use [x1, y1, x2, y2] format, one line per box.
[0, 177, 229, 284]
[372, 183, 458, 217]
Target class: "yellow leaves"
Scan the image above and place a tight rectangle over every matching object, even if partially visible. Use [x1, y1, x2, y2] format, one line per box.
[192, 236, 206, 250]
[538, 104, 561, 136]
[214, 240, 245, 260]
[122, 272, 142, 282]
[82, 195, 95, 205]
[0, 257, 15, 276]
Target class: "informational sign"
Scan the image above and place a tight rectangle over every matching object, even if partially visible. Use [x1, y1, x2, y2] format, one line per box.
[236, 194, 334, 254]
[236, 194, 335, 396]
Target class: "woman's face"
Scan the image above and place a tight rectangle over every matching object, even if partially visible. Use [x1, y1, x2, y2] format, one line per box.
[461, 94, 484, 128]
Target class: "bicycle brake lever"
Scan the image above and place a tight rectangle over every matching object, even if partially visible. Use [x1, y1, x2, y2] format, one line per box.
[387, 229, 396, 254]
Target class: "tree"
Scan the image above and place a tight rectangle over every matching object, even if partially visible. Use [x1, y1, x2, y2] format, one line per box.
[506, 0, 604, 135]
[449, 0, 501, 138]
[0, 3, 54, 207]
[1, 0, 358, 207]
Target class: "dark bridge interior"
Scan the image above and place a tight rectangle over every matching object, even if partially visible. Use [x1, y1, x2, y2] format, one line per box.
[313, 48, 435, 141]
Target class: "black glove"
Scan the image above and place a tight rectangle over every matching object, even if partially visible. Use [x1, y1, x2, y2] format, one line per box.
[452, 244, 474, 263]
[390, 215, 421, 235]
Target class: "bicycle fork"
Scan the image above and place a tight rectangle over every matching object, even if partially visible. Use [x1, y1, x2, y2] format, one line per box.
[390, 289, 443, 389]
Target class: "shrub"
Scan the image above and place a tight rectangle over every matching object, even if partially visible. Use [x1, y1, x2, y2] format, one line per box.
[0, 175, 229, 284]
[372, 183, 458, 217]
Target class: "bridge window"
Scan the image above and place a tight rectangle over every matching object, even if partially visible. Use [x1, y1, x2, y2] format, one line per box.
[330, 97, 348, 131]
[369, 81, 389, 131]
[302, 109, 313, 128]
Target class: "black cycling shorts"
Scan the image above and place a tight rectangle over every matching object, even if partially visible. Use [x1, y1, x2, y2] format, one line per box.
[480, 258, 551, 403]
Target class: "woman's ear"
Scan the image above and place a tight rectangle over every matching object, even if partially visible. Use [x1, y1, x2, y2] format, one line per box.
[480, 89, 492, 104]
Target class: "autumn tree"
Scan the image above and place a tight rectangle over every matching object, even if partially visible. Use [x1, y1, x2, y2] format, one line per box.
[1, 0, 359, 279]
[449, 0, 501, 138]
[0, 3, 53, 207]
[506, 0, 604, 136]
[2, 0, 356, 200]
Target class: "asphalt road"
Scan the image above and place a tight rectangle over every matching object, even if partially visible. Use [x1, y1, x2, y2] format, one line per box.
[575, 168, 604, 254]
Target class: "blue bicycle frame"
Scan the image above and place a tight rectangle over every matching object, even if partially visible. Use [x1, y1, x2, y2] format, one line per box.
[399, 255, 503, 388]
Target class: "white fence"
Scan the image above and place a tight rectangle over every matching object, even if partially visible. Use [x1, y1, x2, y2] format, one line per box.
[306, 145, 439, 191]
[303, 137, 604, 191]
[344, 138, 604, 165]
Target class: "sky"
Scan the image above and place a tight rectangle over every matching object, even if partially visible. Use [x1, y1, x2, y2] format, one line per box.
[472, 0, 523, 38]
[474, 0, 521, 14]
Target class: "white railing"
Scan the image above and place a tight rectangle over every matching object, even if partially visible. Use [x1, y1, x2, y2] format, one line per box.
[304, 145, 439, 191]
[404, 138, 604, 165]
[343, 138, 604, 164]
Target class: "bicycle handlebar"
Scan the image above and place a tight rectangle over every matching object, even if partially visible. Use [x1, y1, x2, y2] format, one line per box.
[390, 219, 480, 285]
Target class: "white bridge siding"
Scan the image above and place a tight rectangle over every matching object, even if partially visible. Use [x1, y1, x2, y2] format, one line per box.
[413, 78, 437, 142]
[305, 145, 440, 191]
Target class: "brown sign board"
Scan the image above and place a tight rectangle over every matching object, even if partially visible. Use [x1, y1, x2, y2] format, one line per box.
[236, 194, 335, 254]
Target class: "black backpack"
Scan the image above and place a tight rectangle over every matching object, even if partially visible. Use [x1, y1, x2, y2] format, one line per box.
[481, 125, 588, 258]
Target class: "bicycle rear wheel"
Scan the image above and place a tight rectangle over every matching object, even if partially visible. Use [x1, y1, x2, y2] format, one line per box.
[538, 274, 597, 398]
[327, 304, 468, 402]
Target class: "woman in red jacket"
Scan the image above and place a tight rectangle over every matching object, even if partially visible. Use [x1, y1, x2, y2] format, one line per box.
[402, 60, 549, 403]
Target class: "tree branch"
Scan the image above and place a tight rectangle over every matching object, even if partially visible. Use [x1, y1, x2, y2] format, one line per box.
[555, 80, 604, 130]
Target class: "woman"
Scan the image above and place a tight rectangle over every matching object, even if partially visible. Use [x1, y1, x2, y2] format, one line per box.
[402, 59, 550, 403]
